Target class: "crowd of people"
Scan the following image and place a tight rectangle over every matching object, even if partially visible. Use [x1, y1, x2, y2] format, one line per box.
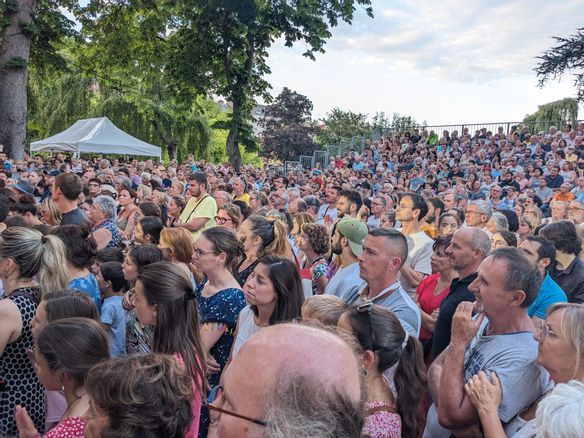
[0, 121, 583, 438]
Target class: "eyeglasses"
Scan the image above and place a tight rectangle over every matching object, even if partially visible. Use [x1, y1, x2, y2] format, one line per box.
[356, 300, 377, 351]
[397, 204, 413, 210]
[535, 319, 559, 342]
[207, 385, 267, 427]
[214, 216, 232, 225]
[193, 246, 216, 256]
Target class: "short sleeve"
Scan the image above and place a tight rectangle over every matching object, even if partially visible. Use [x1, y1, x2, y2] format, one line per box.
[313, 262, 328, 279]
[100, 302, 115, 325]
[411, 240, 433, 275]
[197, 197, 217, 220]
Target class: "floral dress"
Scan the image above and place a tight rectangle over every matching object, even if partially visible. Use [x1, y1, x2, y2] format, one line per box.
[363, 400, 401, 438]
[45, 416, 86, 437]
[195, 280, 246, 437]
[92, 218, 122, 248]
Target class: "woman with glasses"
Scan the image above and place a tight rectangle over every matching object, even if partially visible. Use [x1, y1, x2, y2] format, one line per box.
[337, 302, 427, 438]
[192, 227, 246, 436]
[133, 261, 207, 438]
[465, 303, 584, 437]
[231, 256, 304, 356]
[214, 203, 242, 231]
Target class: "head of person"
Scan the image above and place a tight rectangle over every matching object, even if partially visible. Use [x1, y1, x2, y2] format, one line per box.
[270, 188, 289, 209]
[238, 215, 288, 258]
[358, 228, 408, 285]
[466, 200, 493, 228]
[396, 192, 428, 224]
[535, 380, 584, 437]
[291, 212, 314, 237]
[188, 172, 208, 198]
[85, 353, 195, 437]
[438, 212, 460, 237]
[97, 261, 129, 296]
[92, 247, 124, 276]
[168, 180, 185, 198]
[208, 323, 364, 438]
[0, 226, 68, 295]
[338, 303, 426, 437]
[540, 220, 582, 257]
[288, 197, 307, 216]
[469, 247, 542, 316]
[31, 290, 99, 338]
[491, 230, 517, 251]
[569, 200, 584, 225]
[134, 261, 205, 396]
[158, 227, 194, 264]
[244, 255, 304, 325]
[445, 227, 491, 275]
[52, 172, 83, 203]
[303, 195, 321, 216]
[215, 203, 242, 230]
[89, 195, 117, 225]
[135, 216, 164, 246]
[298, 223, 330, 256]
[168, 196, 186, 219]
[193, 227, 242, 274]
[301, 295, 348, 326]
[337, 189, 362, 218]
[430, 236, 453, 274]
[534, 303, 584, 384]
[122, 244, 164, 283]
[117, 187, 137, 207]
[380, 210, 396, 229]
[331, 217, 367, 258]
[550, 201, 569, 221]
[51, 225, 97, 270]
[426, 197, 445, 224]
[40, 197, 62, 226]
[486, 212, 509, 234]
[34, 317, 109, 395]
[214, 190, 232, 208]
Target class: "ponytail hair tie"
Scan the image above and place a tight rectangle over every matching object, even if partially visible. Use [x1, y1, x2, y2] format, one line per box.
[401, 332, 409, 351]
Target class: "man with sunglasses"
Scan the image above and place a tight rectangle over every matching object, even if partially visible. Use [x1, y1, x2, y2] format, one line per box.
[207, 323, 364, 437]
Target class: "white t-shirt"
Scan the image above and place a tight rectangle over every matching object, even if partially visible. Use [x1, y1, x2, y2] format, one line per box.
[317, 204, 338, 224]
[325, 262, 364, 299]
[399, 230, 434, 294]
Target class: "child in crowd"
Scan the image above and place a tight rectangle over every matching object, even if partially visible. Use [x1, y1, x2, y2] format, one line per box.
[97, 262, 129, 357]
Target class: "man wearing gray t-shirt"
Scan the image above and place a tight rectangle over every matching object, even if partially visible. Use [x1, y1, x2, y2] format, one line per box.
[424, 248, 549, 437]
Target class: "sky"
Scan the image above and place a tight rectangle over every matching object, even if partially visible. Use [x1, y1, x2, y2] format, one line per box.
[264, 0, 583, 125]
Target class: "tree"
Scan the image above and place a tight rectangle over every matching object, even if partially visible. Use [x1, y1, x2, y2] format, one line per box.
[390, 112, 423, 134]
[370, 111, 391, 132]
[535, 27, 584, 102]
[168, 0, 373, 169]
[260, 87, 317, 161]
[522, 97, 578, 132]
[317, 108, 370, 146]
[0, 0, 77, 159]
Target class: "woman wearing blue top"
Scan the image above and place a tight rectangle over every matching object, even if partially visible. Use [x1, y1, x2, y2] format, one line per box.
[192, 227, 246, 437]
[51, 225, 102, 313]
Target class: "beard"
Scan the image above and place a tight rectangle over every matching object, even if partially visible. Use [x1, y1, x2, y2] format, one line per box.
[331, 240, 343, 255]
[425, 214, 435, 224]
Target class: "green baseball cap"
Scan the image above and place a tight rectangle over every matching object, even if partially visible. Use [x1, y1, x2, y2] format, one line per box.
[336, 217, 368, 256]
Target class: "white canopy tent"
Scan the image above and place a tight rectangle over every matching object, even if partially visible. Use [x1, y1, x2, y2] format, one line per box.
[30, 117, 162, 159]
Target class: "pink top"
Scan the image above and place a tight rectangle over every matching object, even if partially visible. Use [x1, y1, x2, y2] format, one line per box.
[416, 273, 450, 340]
[174, 353, 203, 438]
[44, 416, 85, 438]
[363, 401, 401, 438]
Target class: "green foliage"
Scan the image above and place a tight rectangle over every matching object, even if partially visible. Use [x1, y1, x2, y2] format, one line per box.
[317, 107, 370, 146]
[389, 112, 423, 134]
[371, 111, 391, 131]
[522, 97, 578, 131]
[535, 27, 584, 102]
[260, 87, 318, 161]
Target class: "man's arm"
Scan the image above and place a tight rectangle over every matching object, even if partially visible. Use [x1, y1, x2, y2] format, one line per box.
[400, 263, 427, 290]
[436, 302, 485, 429]
[428, 348, 446, 402]
[175, 217, 209, 232]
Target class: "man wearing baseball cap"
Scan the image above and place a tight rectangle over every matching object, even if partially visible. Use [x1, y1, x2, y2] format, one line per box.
[325, 217, 367, 299]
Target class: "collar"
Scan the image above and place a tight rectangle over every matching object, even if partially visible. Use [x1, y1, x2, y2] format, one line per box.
[359, 280, 402, 302]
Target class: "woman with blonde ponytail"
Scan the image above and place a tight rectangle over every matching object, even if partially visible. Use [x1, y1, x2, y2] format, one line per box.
[0, 227, 69, 436]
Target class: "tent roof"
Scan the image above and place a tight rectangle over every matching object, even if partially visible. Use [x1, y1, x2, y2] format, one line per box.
[30, 117, 161, 158]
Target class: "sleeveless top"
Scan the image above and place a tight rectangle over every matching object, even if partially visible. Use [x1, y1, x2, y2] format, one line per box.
[233, 258, 261, 288]
[232, 306, 262, 356]
[0, 287, 46, 436]
[92, 218, 122, 248]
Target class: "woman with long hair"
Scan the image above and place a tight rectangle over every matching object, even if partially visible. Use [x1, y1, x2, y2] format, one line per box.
[158, 227, 201, 285]
[338, 303, 427, 438]
[15, 318, 110, 438]
[0, 227, 68, 436]
[232, 256, 304, 356]
[121, 245, 164, 355]
[51, 225, 101, 312]
[298, 223, 330, 295]
[167, 196, 186, 227]
[234, 215, 290, 287]
[134, 262, 207, 438]
[40, 198, 62, 226]
[116, 187, 140, 236]
[192, 227, 246, 436]
[84, 354, 194, 437]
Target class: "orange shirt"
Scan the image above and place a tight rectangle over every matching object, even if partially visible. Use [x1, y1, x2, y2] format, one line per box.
[553, 192, 576, 202]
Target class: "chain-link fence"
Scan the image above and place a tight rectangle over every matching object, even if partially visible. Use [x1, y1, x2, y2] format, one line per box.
[299, 155, 314, 170]
[314, 150, 329, 169]
[284, 160, 302, 175]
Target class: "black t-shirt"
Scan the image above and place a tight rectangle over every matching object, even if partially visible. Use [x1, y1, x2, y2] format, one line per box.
[431, 272, 478, 358]
[60, 208, 91, 227]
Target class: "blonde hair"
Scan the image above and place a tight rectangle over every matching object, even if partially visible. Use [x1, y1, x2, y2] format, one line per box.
[0, 227, 68, 297]
[159, 228, 194, 265]
[302, 295, 348, 326]
[547, 303, 584, 378]
[218, 203, 242, 228]
[292, 212, 314, 235]
[41, 198, 62, 226]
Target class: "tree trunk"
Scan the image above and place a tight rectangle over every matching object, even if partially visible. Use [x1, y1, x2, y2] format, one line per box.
[167, 139, 177, 161]
[226, 99, 243, 170]
[0, 0, 37, 160]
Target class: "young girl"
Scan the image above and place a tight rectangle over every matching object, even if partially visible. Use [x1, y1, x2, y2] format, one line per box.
[134, 261, 207, 438]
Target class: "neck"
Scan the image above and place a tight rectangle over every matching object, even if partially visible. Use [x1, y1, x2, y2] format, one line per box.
[439, 269, 457, 282]
[5, 277, 38, 294]
[328, 200, 337, 208]
[58, 199, 78, 214]
[206, 266, 233, 287]
[303, 248, 320, 263]
[367, 275, 398, 297]
[486, 310, 534, 335]
[340, 250, 359, 267]
[365, 368, 393, 403]
[556, 252, 576, 270]
[257, 302, 276, 326]
[401, 220, 421, 235]
[244, 251, 258, 263]
[456, 262, 480, 280]
[196, 191, 207, 201]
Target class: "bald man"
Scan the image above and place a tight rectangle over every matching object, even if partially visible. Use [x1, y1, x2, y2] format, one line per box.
[208, 323, 364, 438]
